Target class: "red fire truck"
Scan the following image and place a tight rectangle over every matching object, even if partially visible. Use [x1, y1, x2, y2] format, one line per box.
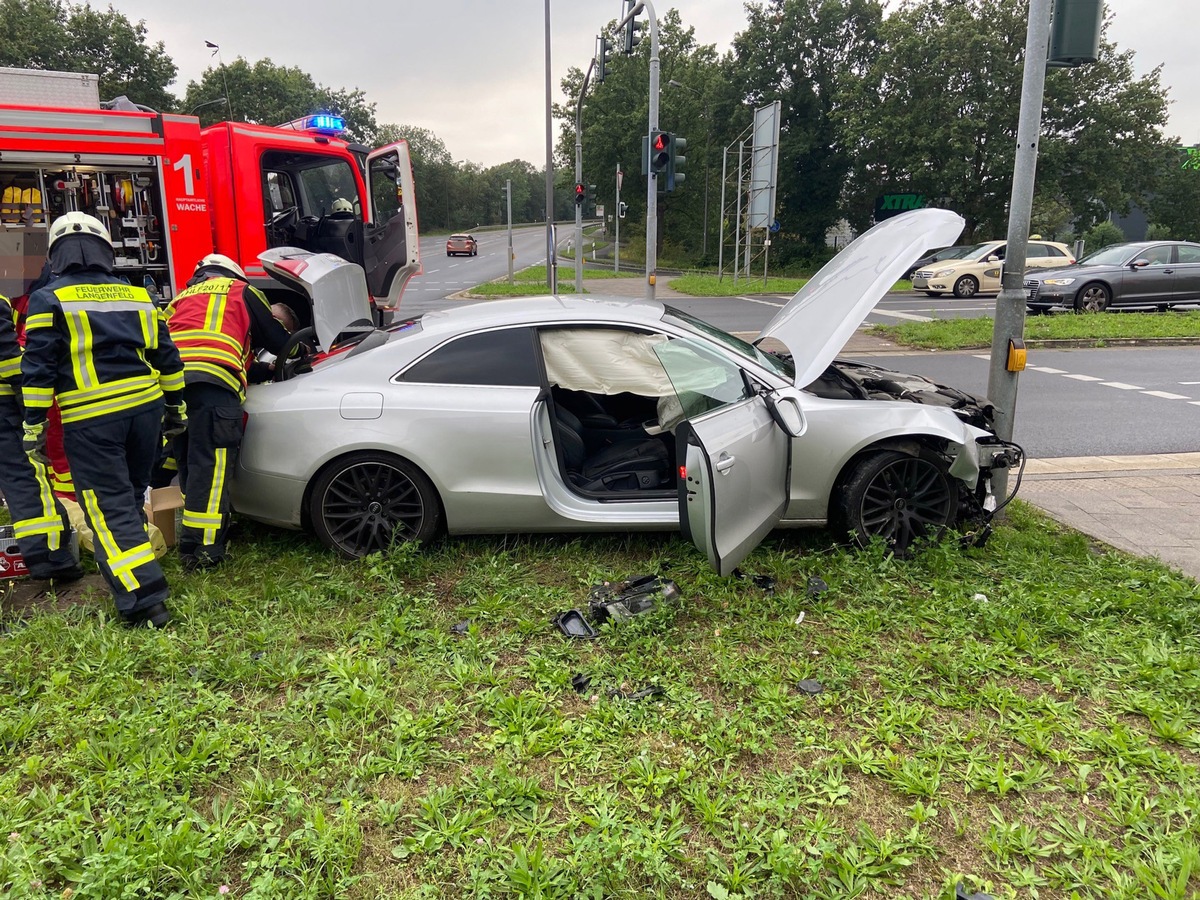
[0, 67, 420, 322]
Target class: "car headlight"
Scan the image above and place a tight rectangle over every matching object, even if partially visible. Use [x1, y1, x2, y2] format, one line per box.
[933, 268, 956, 276]
[1041, 278, 1076, 286]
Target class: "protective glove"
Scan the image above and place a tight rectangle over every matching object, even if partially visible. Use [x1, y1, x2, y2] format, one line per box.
[22, 421, 49, 466]
[163, 403, 188, 440]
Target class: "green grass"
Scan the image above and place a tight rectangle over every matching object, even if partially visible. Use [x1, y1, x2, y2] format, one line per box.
[671, 274, 914, 297]
[467, 265, 637, 298]
[3, 506, 1199, 898]
[873, 310, 1200, 350]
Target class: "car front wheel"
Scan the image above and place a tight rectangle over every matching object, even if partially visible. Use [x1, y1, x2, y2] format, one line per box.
[953, 276, 979, 299]
[309, 452, 442, 558]
[1074, 282, 1110, 313]
[836, 449, 955, 554]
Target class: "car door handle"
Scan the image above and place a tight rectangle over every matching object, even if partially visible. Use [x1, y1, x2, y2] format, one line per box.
[1164, 268, 1175, 274]
[715, 453, 736, 475]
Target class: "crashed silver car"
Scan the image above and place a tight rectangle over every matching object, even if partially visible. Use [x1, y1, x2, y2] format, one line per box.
[231, 209, 1021, 575]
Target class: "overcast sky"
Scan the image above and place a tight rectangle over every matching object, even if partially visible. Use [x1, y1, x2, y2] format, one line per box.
[107, 0, 1198, 166]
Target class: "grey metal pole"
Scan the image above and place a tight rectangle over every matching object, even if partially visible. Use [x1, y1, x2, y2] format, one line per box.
[986, 0, 1053, 498]
[506, 179, 514, 284]
[717, 145, 727, 279]
[575, 57, 595, 295]
[733, 140, 743, 286]
[544, 0, 557, 293]
[643, 0, 660, 302]
[615, 163, 621, 273]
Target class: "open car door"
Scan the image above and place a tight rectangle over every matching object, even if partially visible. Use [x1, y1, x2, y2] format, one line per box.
[364, 141, 421, 313]
[654, 337, 793, 576]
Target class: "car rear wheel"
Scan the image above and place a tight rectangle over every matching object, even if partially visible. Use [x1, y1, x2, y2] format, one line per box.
[1073, 282, 1110, 313]
[953, 276, 979, 299]
[309, 452, 442, 558]
[836, 449, 955, 554]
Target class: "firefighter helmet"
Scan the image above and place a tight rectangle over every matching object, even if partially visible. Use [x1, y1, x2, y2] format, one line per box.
[331, 197, 354, 215]
[48, 212, 112, 248]
[195, 253, 247, 281]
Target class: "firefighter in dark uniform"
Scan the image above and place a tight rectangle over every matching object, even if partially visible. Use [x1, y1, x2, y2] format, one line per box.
[22, 212, 186, 628]
[0, 292, 81, 581]
[166, 254, 291, 570]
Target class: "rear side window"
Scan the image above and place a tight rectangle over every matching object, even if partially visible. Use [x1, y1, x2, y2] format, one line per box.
[1046, 244, 1070, 257]
[400, 327, 540, 386]
[1026, 244, 1047, 258]
[1177, 245, 1200, 263]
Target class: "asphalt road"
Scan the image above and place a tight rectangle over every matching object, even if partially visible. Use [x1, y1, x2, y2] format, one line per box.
[403, 225, 550, 314]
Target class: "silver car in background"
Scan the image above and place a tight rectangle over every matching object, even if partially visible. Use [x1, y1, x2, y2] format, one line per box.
[232, 209, 1021, 575]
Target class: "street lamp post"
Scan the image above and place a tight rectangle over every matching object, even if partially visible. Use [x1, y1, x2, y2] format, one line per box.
[575, 55, 597, 295]
[668, 79, 712, 259]
[544, 0, 557, 293]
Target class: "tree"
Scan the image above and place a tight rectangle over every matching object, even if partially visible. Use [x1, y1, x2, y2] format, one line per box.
[841, 0, 1169, 241]
[1145, 149, 1200, 242]
[182, 57, 377, 142]
[732, 0, 883, 256]
[0, 0, 177, 110]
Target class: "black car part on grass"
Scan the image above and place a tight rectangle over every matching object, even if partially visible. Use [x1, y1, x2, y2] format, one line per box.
[732, 568, 776, 594]
[955, 883, 995, 900]
[960, 439, 1026, 549]
[607, 685, 664, 701]
[450, 619, 472, 635]
[795, 679, 824, 695]
[807, 576, 829, 598]
[587, 574, 680, 623]
[551, 609, 598, 639]
[571, 672, 592, 693]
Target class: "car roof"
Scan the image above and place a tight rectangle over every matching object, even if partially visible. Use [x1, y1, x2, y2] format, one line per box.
[449, 233, 473, 239]
[410, 295, 668, 339]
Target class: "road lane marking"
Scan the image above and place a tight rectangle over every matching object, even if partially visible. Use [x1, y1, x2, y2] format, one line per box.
[1100, 382, 1143, 390]
[1029, 366, 1067, 374]
[1180, 381, 1200, 385]
[973, 354, 990, 360]
[737, 296, 784, 307]
[1141, 390, 1191, 400]
[1063, 374, 1104, 382]
[449, 264, 459, 268]
[426, 268, 440, 274]
[869, 309, 934, 322]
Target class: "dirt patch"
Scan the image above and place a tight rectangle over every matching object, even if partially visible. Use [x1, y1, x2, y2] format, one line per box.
[1, 573, 108, 619]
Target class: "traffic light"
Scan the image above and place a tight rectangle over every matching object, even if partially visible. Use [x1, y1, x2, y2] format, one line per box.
[666, 135, 687, 192]
[650, 131, 669, 177]
[574, 182, 586, 206]
[585, 184, 596, 211]
[596, 35, 613, 83]
[1048, 0, 1102, 67]
[622, 0, 643, 55]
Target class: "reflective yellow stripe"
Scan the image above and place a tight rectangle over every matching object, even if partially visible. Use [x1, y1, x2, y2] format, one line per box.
[0, 356, 22, 379]
[63, 312, 100, 390]
[203, 295, 225, 333]
[0, 384, 14, 397]
[57, 373, 159, 407]
[178, 344, 244, 369]
[206, 447, 228, 544]
[17, 456, 63, 551]
[159, 369, 185, 392]
[81, 489, 137, 590]
[171, 329, 244, 354]
[139, 308, 153, 347]
[58, 384, 163, 424]
[25, 312, 55, 331]
[22, 385, 54, 408]
[108, 541, 155, 576]
[182, 510, 223, 526]
[180, 360, 243, 395]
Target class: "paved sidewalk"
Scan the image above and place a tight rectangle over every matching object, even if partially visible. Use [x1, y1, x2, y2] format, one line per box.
[1019, 453, 1200, 580]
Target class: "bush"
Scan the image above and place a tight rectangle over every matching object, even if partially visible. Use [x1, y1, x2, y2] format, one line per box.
[1146, 223, 1173, 241]
[1082, 220, 1126, 251]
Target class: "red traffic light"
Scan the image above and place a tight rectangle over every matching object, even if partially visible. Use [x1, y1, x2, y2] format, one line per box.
[575, 183, 584, 194]
[653, 133, 667, 152]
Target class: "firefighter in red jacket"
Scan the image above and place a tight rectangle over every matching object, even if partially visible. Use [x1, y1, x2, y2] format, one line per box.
[22, 212, 186, 627]
[166, 254, 291, 570]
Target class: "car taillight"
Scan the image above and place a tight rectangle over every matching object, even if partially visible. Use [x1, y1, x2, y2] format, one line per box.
[678, 465, 687, 480]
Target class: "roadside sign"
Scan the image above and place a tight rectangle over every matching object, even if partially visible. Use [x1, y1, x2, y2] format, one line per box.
[770, 219, 781, 233]
[596, 205, 605, 218]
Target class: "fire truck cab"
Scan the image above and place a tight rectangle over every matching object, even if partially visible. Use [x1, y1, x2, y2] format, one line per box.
[0, 67, 419, 325]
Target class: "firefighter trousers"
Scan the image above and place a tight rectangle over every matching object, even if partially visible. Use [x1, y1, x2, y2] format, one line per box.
[0, 395, 76, 577]
[173, 382, 243, 563]
[63, 404, 169, 617]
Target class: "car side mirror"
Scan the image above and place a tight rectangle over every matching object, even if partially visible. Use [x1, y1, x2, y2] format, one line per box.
[1130, 258, 1150, 269]
[768, 393, 806, 438]
[986, 254, 1001, 263]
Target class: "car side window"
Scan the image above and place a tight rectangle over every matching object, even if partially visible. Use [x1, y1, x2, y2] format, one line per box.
[653, 337, 752, 427]
[399, 327, 540, 386]
[1177, 245, 1200, 264]
[1026, 244, 1047, 258]
[1046, 245, 1069, 257]
[1142, 245, 1174, 266]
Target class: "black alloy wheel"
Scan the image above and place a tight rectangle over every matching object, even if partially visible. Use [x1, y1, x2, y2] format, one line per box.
[1073, 282, 1111, 313]
[309, 452, 441, 557]
[838, 450, 955, 554]
[953, 275, 979, 299]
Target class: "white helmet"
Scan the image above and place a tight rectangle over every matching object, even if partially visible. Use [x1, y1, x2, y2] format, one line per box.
[195, 253, 246, 280]
[48, 212, 112, 248]
[331, 197, 354, 214]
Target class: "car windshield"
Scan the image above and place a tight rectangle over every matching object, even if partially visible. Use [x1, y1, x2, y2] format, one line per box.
[1079, 244, 1137, 266]
[935, 246, 972, 260]
[664, 306, 794, 380]
[955, 243, 996, 260]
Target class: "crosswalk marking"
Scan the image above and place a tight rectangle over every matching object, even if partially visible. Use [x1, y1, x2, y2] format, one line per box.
[1141, 390, 1191, 400]
[1100, 382, 1143, 390]
[1063, 374, 1103, 382]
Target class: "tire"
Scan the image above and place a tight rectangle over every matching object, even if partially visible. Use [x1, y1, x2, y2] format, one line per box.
[835, 449, 955, 554]
[924, 291, 943, 297]
[1073, 282, 1110, 313]
[309, 451, 442, 558]
[1027, 306, 1046, 316]
[953, 275, 979, 299]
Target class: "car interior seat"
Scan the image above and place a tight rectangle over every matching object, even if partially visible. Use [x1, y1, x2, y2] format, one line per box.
[554, 406, 670, 493]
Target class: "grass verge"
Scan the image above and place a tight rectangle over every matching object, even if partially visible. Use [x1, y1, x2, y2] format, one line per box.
[2, 506, 1198, 898]
[873, 310, 1200, 350]
[672, 274, 914, 297]
[468, 265, 637, 298]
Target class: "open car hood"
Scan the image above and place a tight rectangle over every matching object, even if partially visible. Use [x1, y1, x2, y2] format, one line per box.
[258, 248, 375, 349]
[756, 208, 965, 387]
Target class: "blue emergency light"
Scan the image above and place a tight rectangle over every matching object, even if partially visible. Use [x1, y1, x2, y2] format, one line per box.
[304, 114, 345, 135]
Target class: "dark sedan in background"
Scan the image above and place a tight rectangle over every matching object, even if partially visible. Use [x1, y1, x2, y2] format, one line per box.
[1025, 240, 1200, 312]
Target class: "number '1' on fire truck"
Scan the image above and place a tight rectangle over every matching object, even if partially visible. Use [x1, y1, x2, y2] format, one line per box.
[0, 66, 420, 323]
